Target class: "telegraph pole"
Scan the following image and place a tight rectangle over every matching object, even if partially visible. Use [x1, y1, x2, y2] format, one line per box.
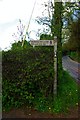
[22, 0, 36, 47]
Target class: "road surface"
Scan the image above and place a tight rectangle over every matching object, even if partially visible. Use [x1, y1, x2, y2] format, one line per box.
[62, 56, 80, 82]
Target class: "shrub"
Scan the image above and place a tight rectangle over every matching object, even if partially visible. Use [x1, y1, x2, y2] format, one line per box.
[2, 46, 54, 111]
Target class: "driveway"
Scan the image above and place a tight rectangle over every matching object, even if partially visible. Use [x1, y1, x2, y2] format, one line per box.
[62, 56, 80, 82]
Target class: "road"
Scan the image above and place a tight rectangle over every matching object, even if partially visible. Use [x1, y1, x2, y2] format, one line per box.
[62, 56, 80, 82]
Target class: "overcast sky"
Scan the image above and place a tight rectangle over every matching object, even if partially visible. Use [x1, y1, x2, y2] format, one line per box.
[0, 0, 77, 50]
[0, 0, 50, 50]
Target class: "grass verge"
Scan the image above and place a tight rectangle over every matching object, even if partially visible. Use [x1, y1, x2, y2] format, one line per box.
[34, 70, 78, 114]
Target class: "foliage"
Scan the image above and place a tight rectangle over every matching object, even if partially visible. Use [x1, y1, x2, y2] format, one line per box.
[34, 70, 78, 113]
[62, 19, 80, 55]
[36, 1, 79, 46]
[69, 19, 80, 51]
[2, 44, 54, 111]
[2, 41, 78, 113]
[62, 2, 80, 27]
[2, 1, 79, 114]
[35, 1, 53, 35]
[12, 19, 25, 41]
[11, 40, 32, 51]
[69, 51, 80, 63]
[40, 34, 53, 40]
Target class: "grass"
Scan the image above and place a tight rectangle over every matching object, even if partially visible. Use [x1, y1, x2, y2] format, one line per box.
[54, 70, 78, 112]
[34, 70, 78, 114]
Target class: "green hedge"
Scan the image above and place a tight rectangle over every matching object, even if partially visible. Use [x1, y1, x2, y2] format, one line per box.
[2, 46, 54, 111]
[69, 51, 80, 63]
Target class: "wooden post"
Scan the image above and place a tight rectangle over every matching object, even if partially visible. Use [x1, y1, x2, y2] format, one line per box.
[53, 36, 57, 96]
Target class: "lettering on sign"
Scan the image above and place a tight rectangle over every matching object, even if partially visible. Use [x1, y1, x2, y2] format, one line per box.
[29, 40, 54, 46]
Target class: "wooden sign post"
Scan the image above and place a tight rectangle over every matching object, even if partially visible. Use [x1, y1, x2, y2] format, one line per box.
[29, 37, 57, 96]
[53, 36, 57, 96]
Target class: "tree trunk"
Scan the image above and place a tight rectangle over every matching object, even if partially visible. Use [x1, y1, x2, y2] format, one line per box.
[54, 2, 63, 95]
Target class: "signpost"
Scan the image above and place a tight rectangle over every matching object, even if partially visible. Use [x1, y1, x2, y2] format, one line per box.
[29, 38, 57, 96]
[29, 40, 54, 46]
[53, 36, 57, 95]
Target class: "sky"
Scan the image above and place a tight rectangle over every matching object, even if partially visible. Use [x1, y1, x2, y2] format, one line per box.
[0, 0, 49, 50]
[0, 0, 77, 50]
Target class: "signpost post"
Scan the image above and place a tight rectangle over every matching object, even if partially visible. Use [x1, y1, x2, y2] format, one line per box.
[29, 38, 57, 96]
[53, 36, 57, 96]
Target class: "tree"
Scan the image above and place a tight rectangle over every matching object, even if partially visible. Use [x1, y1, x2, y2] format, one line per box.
[62, 2, 80, 52]
[40, 34, 53, 40]
[36, 1, 80, 43]
[36, 0, 54, 37]
[54, 1, 63, 95]
[62, 2, 80, 43]
[11, 40, 31, 51]
[12, 19, 25, 42]
[67, 19, 80, 51]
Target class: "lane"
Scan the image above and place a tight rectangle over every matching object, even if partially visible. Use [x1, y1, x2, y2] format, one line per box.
[62, 56, 80, 82]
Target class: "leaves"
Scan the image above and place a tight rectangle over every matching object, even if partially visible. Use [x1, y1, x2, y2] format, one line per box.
[2, 45, 54, 111]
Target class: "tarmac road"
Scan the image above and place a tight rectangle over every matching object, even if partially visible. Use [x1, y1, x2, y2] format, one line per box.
[62, 56, 80, 82]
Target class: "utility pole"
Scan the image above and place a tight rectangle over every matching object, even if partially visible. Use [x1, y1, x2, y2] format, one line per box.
[22, 0, 36, 47]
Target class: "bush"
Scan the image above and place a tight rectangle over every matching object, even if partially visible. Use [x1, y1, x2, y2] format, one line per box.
[2, 46, 54, 111]
[69, 51, 80, 62]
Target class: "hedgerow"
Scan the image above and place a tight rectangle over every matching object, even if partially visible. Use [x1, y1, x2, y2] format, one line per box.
[2, 41, 78, 113]
[2, 43, 54, 111]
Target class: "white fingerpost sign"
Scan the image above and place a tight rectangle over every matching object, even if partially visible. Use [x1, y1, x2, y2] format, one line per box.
[29, 38, 57, 96]
[29, 40, 54, 46]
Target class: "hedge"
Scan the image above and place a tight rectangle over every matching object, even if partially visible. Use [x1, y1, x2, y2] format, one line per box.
[2, 46, 54, 111]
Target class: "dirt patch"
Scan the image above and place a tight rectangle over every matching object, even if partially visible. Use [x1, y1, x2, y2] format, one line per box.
[2, 106, 79, 118]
